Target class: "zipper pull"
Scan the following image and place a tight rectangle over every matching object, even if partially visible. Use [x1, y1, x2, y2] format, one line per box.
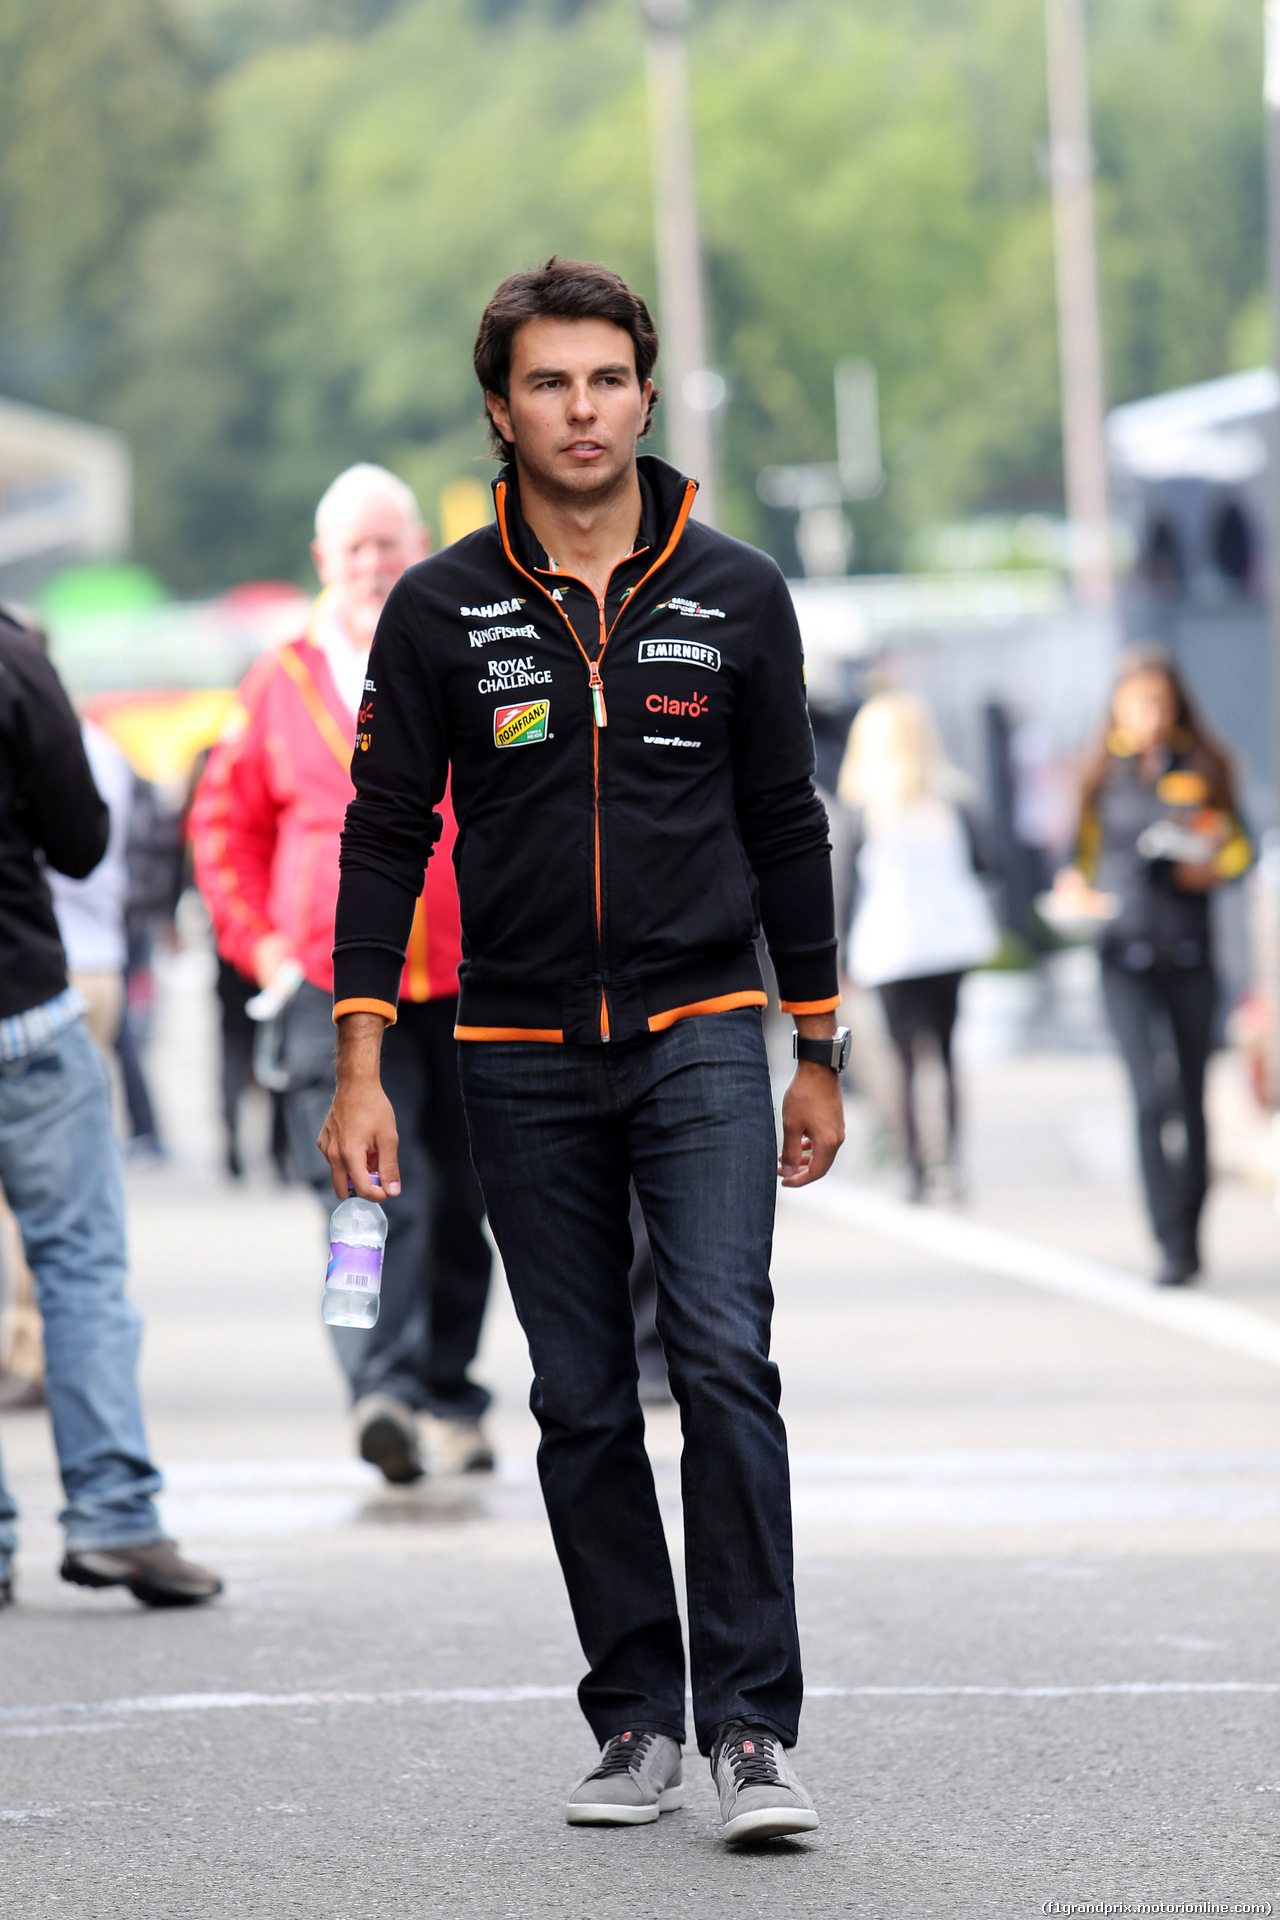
[589, 662, 608, 728]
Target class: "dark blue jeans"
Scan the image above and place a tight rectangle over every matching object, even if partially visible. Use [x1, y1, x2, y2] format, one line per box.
[458, 1008, 801, 1755]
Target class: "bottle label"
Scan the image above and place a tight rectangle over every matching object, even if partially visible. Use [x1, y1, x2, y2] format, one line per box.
[325, 1241, 383, 1293]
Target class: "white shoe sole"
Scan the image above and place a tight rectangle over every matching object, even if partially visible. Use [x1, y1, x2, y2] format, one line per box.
[721, 1804, 819, 1844]
[566, 1784, 684, 1825]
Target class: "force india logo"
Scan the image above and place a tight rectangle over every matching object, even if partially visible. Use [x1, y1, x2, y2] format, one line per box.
[494, 700, 550, 748]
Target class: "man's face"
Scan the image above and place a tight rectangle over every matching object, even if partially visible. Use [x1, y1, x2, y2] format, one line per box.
[311, 492, 428, 648]
[486, 317, 653, 502]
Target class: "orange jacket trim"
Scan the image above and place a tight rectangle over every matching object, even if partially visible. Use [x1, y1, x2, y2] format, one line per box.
[646, 990, 768, 1032]
[332, 996, 398, 1024]
[779, 995, 842, 1016]
[453, 1024, 565, 1043]
[276, 639, 354, 774]
[405, 897, 431, 1000]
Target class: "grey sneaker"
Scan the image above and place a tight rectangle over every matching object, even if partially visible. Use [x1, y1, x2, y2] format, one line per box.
[60, 1541, 222, 1608]
[421, 1412, 495, 1475]
[355, 1395, 424, 1485]
[566, 1730, 684, 1826]
[711, 1721, 819, 1843]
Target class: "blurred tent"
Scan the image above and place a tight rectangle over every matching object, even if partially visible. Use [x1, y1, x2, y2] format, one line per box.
[0, 397, 131, 601]
[84, 687, 238, 787]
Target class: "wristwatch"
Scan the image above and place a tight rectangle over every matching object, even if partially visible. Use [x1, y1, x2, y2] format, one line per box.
[793, 1026, 851, 1073]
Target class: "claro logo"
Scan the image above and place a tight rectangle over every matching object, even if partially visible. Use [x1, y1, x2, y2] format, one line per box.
[646, 692, 708, 717]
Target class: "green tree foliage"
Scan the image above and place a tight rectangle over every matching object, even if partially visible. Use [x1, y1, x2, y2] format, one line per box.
[0, 0, 1267, 589]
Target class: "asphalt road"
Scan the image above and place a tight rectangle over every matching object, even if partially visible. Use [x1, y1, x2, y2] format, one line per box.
[1, 955, 1277, 1918]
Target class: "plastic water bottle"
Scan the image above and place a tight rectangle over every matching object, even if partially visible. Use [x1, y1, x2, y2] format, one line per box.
[322, 1181, 387, 1328]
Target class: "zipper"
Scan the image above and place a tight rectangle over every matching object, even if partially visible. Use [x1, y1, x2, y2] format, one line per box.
[494, 478, 697, 1039]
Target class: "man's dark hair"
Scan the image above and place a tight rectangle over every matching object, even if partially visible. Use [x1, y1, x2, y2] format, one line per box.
[473, 256, 661, 456]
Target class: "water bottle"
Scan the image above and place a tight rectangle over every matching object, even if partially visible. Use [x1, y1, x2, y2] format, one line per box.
[322, 1180, 387, 1328]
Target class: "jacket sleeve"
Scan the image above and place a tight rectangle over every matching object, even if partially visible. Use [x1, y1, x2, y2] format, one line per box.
[189, 659, 286, 979]
[332, 575, 445, 1019]
[11, 645, 109, 878]
[731, 571, 839, 1014]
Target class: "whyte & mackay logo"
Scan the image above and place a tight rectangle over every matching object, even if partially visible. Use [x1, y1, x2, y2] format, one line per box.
[493, 700, 550, 748]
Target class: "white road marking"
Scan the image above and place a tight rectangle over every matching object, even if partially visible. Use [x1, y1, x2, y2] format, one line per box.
[1, 1680, 1276, 1737]
[788, 1182, 1280, 1371]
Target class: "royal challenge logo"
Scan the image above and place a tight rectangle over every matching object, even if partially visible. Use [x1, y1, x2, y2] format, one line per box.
[493, 700, 550, 748]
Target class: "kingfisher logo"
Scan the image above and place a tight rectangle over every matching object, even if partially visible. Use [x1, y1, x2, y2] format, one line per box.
[638, 639, 720, 672]
[493, 700, 550, 748]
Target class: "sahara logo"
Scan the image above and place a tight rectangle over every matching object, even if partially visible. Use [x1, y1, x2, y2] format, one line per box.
[461, 597, 526, 620]
[493, 700, 550, 748]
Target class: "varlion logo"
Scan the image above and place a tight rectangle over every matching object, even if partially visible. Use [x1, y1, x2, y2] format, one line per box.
[494, 700, 550, 748]
[638, 639, 720, 672]
[462, 598, 525, 619]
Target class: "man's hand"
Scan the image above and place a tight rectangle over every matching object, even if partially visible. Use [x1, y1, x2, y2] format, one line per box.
[318, 1011, 401, 1200]
[252, 931, 295, 990]
[778, 1013, 846, 1188]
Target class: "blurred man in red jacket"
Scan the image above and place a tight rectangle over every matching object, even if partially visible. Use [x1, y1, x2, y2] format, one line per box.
[192, 465, 494, 1483]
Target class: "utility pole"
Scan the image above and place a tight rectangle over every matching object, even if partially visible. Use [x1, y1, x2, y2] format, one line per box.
[642, 0, 719, 526]
[1044, 0, 1112, 607]
[1263, 0, 1280, 1103]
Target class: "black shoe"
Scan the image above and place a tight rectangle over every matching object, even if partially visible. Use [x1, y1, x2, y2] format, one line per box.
[1156, 1248, 1199, 1287]
[61, 1540, 223, 1607]
[0, 1572, 12, 1608]
[355, 1395, 425, 1484]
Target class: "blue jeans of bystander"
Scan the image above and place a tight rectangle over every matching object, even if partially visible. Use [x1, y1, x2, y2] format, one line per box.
[0, 1019, 164, 1577]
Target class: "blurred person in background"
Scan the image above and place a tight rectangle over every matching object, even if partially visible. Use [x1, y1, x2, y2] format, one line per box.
[838, 692, 999, 1201]
[0, 606, 221, 1608]
[47, 714, 134, 1053]
[115, 769, 184, 1159]
[1053, 646, 1251, 1287]
[191, 465, 496, 1484]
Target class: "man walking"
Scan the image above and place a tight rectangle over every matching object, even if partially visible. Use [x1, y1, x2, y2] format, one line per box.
[321, 259, 847, 1842]
[0, 606, 221, 1608]
[192, 466, 495, 1482]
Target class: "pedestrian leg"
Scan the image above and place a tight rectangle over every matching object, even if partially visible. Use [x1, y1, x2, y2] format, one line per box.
[626, 1009, 801, 1756]
[459, 1037, 686, 1747]
[1165, 967, 1216, 1265]
[0, 1023, 163, 1551]
[1101, 964, 1183, 1259]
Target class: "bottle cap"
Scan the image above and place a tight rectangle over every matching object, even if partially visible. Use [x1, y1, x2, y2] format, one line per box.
[346, 1173, 382, 1196]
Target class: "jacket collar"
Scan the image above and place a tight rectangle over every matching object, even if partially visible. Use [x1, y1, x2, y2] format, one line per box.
[490, 454, 694, 577]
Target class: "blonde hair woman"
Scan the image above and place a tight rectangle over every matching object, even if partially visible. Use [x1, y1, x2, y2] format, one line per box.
[838, 693, 998, 1198]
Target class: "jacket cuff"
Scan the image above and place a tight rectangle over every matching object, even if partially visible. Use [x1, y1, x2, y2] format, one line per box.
[332, 942, 407, 1015]
[770, 941, 839, 1010]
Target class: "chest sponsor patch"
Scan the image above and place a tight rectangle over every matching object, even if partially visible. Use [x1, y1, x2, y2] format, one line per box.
[494, 700, 550, 748]
[462, 598, 525, 619]
[638, 639, 721, 672]
[478, 655, 552, 694]
[468, 622, 538, 649]
[652, 597, 725, 620]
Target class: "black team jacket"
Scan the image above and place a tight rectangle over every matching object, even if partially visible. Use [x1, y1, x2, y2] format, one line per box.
[333, 455, 839, 1046]
[0, 609, 109, 1019]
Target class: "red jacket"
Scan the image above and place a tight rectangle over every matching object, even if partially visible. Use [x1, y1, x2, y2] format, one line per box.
[191, 634, 462, 1006]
